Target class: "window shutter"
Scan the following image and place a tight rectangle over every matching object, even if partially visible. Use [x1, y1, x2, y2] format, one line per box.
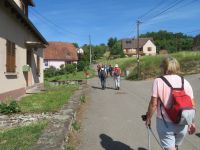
[11, 43, 16, 72]
[37, 56, 40, 75]
[6, 40, 16, 73]
[6, 40, 11, 72]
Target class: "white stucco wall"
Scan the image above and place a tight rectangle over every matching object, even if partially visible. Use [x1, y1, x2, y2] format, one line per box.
[0, 4, 44, 94]
[123, 48, 137, 55]
[143, 40, 156, 56]
[44, 60, 65, 69]
[44, 60, 78, 69]
[0, 37, 27, 93]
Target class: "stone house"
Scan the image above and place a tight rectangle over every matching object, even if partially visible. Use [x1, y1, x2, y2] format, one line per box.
[0, 0, 48, 101]
[122, 38, 156, 56]
[44, 42, 78, 69]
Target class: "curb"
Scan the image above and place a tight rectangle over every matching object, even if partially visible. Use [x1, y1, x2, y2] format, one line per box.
[31, 83, 88, 150]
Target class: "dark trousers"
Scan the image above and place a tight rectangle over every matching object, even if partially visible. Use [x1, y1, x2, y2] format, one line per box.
[100, 77, 106, 89]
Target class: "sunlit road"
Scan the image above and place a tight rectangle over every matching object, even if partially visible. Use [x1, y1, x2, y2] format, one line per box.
[79, 74, 200, 150]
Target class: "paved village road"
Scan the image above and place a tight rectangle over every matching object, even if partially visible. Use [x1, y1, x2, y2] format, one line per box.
[79, 74, 200, 150]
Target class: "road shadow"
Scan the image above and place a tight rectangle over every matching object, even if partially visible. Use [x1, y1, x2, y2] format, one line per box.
[138, 148, 147, 150]
[100, 134, 134, 150]
[91, 86, 116, 90]
[196, 133, 200, 138]
[105, 86, 116, 90]
[91, 86, 102, 90]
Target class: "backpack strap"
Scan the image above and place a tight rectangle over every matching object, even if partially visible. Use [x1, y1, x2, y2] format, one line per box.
[160, 76, 173, 88]
[180, 76, 184, 90]
[160, 76, 184, 90]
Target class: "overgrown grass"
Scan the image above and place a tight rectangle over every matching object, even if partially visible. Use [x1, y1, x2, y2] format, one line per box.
[98, 51, 200, 80]
[46, 69, 95, 82]
[18, 84, 78, 113]
[0, 121, 48, 150]
[127, 51, 200, 80]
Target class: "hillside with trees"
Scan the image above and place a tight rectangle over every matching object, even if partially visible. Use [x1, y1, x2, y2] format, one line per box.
[140, 30, 194, 53]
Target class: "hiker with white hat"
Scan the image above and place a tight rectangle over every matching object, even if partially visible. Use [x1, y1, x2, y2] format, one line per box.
[112, 64, 121, 90]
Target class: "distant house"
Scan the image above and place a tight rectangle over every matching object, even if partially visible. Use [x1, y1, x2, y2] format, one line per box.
[0, 0, 48, 101]
[44, 42, 78, 69]
[122, 38, 156, 56]
[193, 46, 200, 51]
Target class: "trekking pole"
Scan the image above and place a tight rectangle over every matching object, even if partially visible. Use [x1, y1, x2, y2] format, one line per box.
[142, 114, 165, 150]
[148, 127, 165, 150]
[147, 126, 150, 150]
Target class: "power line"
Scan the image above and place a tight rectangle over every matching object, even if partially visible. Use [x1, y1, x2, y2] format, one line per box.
[143, 0, 187, 23]
[172, 0, 198, 10]
[30, 11, 71, 40]
[139, 0, 166, 20]
[30, 9, 81, 37]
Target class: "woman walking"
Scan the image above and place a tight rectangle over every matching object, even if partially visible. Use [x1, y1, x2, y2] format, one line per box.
[145, 56, 196, 150]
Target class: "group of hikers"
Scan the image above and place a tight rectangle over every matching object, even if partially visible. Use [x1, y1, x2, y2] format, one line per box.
[97, 64, 121, 90]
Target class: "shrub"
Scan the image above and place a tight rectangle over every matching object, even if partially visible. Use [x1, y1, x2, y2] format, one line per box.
[65, 64, 77, 74]
[44, 66, 58, 78]
[0, 101, 21, 114]
[77, 61, 86, 71]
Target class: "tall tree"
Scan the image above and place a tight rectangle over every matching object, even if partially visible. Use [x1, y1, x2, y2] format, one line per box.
[107, 37, 117, 50]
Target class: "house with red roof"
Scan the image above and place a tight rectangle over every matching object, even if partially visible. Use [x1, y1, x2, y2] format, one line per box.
[44, 42, 78, 69]
[122, 38, 156, 56]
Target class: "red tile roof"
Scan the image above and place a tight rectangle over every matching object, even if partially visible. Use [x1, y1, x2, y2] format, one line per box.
[44, 42, 78, 61]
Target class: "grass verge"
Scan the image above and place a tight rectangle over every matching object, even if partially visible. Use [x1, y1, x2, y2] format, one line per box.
[46, 68, 95, 82]
[18, 84, 79, 113]
[97, 51, 200, 80]
[0, 121, 48, 150]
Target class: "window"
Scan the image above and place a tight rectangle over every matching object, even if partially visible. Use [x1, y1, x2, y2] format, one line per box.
[148, 47, 152, 52]
[6, 40, 16, 73]
[126, 40, 131, 44]
[37, 56, 40, 75]
[44, 60, 48, 66]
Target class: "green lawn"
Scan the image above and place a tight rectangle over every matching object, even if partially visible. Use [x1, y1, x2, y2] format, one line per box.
[0, 121, 48, 150]
[18, 84, 79, 113]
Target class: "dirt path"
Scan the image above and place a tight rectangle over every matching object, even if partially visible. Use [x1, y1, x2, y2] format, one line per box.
[78, 74, 200, 150]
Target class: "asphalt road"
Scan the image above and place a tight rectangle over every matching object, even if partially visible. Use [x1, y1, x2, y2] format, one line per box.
[79, 74, 200, 150]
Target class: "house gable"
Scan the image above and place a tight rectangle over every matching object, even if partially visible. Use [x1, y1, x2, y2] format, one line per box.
[142, 40, 156, 55]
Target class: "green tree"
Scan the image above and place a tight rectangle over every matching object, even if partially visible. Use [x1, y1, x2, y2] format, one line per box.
[107, 37, 117, 50]
[72, 43, 79, 48]
[140, 30, 193, 53]
[110, 40, 124, 57]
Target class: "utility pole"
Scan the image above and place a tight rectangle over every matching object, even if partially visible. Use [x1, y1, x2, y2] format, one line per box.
[89, 34, 92, 65]
[137, 20, 142, 80]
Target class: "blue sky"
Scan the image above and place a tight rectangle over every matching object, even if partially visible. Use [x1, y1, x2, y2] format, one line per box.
[30, 0, 200, 46]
